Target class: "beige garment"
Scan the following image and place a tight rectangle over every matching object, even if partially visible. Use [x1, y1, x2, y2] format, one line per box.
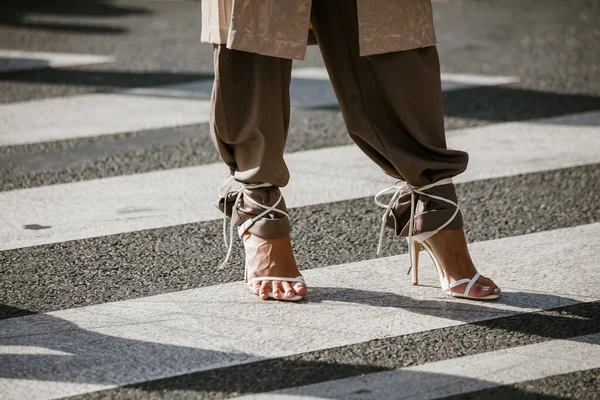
[201, 0, 436, 60]
[212, 0, 467, 239]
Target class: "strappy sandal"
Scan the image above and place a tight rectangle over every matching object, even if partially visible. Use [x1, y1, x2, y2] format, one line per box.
[218, 176, 306, 301]
[375, 178, 499, 301]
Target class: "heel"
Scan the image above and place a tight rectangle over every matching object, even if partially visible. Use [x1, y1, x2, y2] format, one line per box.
[412, 240, 420, 286]
[406, 238, 420, 286]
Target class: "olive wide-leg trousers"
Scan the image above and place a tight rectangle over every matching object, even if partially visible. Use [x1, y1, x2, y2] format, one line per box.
[210, 0, 468, 240]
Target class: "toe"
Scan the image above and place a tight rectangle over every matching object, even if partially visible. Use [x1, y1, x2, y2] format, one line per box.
[252, 281, 261, 295]
[282, 281, 296, 299]
[470, 283, 495, 297]
[451, 279, 496, 298]
[464, 278, 501, 298]
[259, 281, 270, 300]
[272, 281, 283, 300]
[479, 276, 501, 295]
[293, 281, 308, 296]
[454, 276, 499, 298]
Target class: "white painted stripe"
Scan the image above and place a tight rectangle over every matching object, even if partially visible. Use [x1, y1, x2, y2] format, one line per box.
[240, 334, 600, 400]
[1, 223, 598, 400]
[0, 92, 213, 147]
[440, 72, 520, 90]
[1, 111, 599, 251]
[291, 67, 332, 80]
[0, 346, 73, 356]
[0, 50, 114, 73]
[0, 68, 517, 147]
[292, 67, 519, 90]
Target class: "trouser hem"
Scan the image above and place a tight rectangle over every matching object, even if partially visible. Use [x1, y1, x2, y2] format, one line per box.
[218, 186, 291, 239]
[386, 183, 463, 237]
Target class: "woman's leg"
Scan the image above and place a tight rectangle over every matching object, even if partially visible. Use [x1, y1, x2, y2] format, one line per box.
[310, 0, 499, 297]
[210, 44, 307, 300]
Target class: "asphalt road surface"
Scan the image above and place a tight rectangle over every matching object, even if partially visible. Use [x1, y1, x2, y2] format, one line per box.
[1, 0, 599, 399]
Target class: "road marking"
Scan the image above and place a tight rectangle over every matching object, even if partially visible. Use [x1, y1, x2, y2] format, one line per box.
[291, 67, 519, 93]
[1, 110, 599, 251]
[1, 223, 598, 400]
[0, 50, 114, 73]
[240, 333, 600, 400]
[0, 89, 213, 147]
[440, 72, 519, 90]
[0, 346, 73, 356]
[0, 68, 518, 147]
[289, 69, 518, 108]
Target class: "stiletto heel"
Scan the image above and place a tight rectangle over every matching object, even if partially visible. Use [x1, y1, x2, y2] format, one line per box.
[375, 178, 499, 301]
[409, 238, 419, 286]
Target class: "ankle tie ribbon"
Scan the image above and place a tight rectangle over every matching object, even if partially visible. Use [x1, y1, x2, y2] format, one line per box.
[374, 178, 459, 275]
[217, 175, 290, 269]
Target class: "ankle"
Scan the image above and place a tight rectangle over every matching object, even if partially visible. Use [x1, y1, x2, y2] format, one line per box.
[242, 233, 300, 279]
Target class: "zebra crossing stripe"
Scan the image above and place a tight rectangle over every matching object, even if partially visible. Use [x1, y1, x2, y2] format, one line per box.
[289, 69, 518, 108]
[238, 333, 600, 400]
[1, 222, 598, 400]
[0, 89, 213, 147]
[0, 68, 518, 147]
[292, 66, 519, 91]
[1, 111, 599, 251]
[0, 50, 115, 73]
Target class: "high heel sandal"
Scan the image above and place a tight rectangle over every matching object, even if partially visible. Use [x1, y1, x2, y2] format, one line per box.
[218, 175, 305, 301]
[375, 178, 499, 301]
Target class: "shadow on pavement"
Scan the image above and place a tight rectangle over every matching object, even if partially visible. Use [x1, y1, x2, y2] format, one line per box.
[0, 68, 214, 90]
[0, 0, 151, 34]
[308, 85, 600, 124]
[307, 287, 599, 339]
[1, 298, 597, 398]
[112, 299, 599, 399]
[0, 303, 37, 320]
[442, 85, 600, 125]
[0, 57, 54, 73]
[0, 304, 254, 386]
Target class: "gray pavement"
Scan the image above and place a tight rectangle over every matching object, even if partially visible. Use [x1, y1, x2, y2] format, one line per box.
[0, 1, 599, 399]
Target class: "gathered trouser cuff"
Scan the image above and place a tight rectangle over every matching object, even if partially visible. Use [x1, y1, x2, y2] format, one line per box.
[385, 183, 463, 237]
[218, 186, 291, 239]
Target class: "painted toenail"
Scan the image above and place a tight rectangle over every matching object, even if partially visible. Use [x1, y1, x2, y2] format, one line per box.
[273, 292, 280, 299]
[286, 291, 294, 297]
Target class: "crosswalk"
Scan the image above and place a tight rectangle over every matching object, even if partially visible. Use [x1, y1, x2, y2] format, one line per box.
[1, 51, 599, 400]
[3, 111, 600, 251]
[239, 333, 600, 400]
[0, 57, 518, 147]
[0, 50, 114, 74]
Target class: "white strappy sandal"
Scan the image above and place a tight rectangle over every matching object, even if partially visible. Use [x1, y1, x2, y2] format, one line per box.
[375, 178, 499, 301]
[218, 176, 306, 301]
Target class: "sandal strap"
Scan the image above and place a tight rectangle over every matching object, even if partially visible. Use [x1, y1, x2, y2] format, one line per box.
[463, 272, 481, 297]
[374, 178, 460, 275]
[447, 272, 481, 297]
[247, 276, 305, 286]
[448, 278, 472, 289]
[217, 175, 289, 270]
[238, 192, 289, 237]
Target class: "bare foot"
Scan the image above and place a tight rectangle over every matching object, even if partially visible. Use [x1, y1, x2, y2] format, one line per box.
[242, 233, 307, 300]
[424, 228, 501, 299]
